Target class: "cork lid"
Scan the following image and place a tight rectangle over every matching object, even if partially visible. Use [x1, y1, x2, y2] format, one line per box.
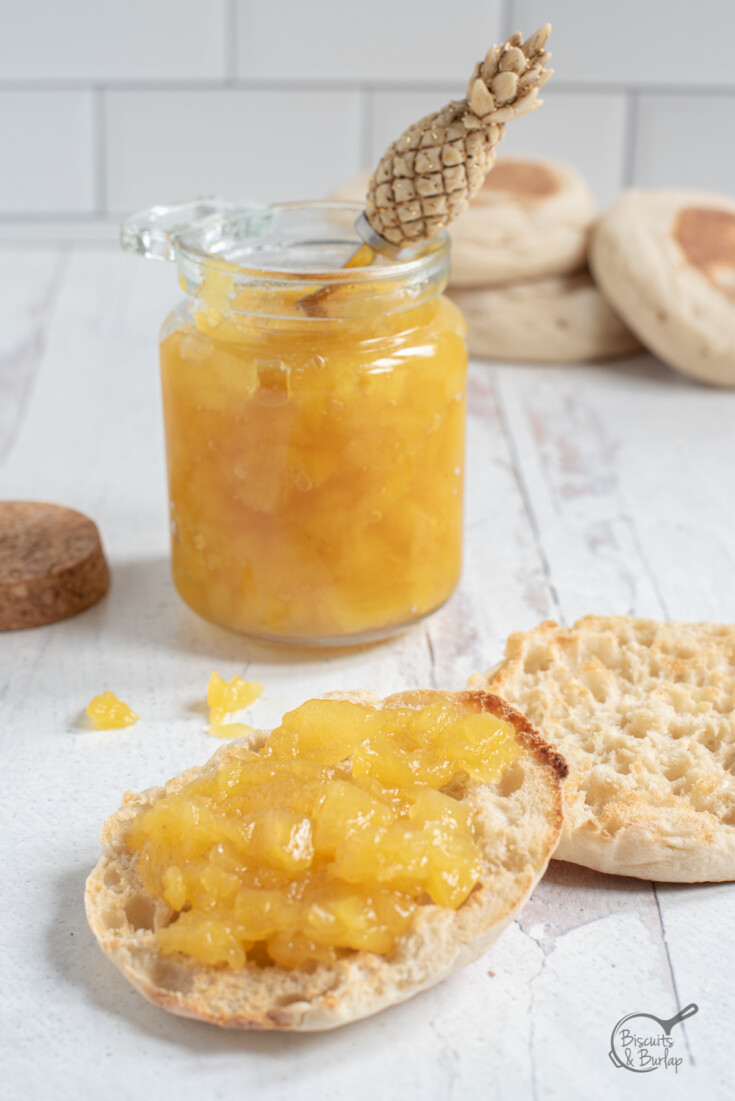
[0, 501, 109, 631]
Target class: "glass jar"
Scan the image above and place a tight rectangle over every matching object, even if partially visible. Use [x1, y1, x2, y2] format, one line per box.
[124, 200, 467, 646]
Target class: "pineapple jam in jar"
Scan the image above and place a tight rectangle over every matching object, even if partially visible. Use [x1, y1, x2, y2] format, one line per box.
[130, 201, 467, 645]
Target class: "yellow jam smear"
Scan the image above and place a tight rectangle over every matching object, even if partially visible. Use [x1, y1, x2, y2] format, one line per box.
[128, 698, 519, 969]
[209, 721, 256, 741]
[86, 690, 138, 730]
[160, 277, 467, 640]
[207, 672, 263, 723]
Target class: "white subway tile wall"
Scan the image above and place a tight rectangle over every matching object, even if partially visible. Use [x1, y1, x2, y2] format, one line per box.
[510, 0, 735, 86]
[0, 92, 96, 214]
[1, 0, 733, 240]
[483, 88, 628, 209]
[0, 0, 229, 82]
[633, 94, 735, 193]
[236, 0, 503, 83]
[105, 90, 361, 211]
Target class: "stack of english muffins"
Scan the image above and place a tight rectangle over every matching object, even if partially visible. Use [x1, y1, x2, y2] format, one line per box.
[333, 156, 642, 365]
[335, 165, 735, 386]
[444, 156, 644, 364]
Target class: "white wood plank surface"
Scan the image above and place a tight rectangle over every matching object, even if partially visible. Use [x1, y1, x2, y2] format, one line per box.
[0, 249, 67, 461]
[1, 249, 733, 1100]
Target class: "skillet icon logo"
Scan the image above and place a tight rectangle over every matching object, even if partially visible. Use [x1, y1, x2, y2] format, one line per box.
[609, 1003, 698, 1073]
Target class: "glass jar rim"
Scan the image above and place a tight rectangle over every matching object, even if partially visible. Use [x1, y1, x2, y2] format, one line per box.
[169, 200, 450, 320]
[174, 199, 449, 283]
[122, 197, 451, 319]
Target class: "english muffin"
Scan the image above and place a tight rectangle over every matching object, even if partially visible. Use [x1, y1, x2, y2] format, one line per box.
[590, 189, 735, 387]
[86, 689, 565, 1030]
[470, 616, 735, 882]
[448, 269, 640, 362]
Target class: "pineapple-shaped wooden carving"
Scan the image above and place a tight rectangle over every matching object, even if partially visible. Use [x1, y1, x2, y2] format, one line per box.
[365, 25, 553, 249]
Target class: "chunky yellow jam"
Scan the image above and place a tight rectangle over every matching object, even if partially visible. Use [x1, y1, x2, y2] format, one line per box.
[207, 672, 263, 723]
[160, 277, 467, 641]
[129, 698, 519, 969]
[86, 690, 138, 730]
[209, 721, 256, 741]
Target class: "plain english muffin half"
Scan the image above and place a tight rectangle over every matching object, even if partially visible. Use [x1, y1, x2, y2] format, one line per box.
[447, 270, 640, 363]
[590, 189, 735, 387]
[469, 616, 735, 883]
[85, 689, 566, 1031]
[446, 156, 596, 288]
[331, 156, 596, 289]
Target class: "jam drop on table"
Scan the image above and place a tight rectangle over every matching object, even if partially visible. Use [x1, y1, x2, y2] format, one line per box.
[87, 690, 138, 730]
[207, 672, 263, 723]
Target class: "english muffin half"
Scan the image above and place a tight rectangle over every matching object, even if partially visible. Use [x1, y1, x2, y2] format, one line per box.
[447, 269, 640, 363]
[590, 189, 735, 387]
[446, 156, 596, 288]
[86, 689, 565, 1030]
[470, 616, 735, 882]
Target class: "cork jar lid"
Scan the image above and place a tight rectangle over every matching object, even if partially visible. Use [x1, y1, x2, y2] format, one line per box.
[0, 501, 109, 631]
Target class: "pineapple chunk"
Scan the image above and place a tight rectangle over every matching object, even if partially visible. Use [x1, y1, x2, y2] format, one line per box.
[247, 809, 314, 874]
[263, 698, 384, 764]
[157, 913, 248, 968]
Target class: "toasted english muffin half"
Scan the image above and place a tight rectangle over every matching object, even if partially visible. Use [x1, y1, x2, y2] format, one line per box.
[469, 617, 735, 882]
[85, 689, 566, 1031]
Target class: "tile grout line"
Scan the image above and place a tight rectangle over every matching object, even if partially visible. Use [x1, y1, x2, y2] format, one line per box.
[93, 86, 106, 216]
[0, 241, 119, 251]
[2, 78, 734, 94]
[621, 89, 639, 187]
[0, 213, 119, 223]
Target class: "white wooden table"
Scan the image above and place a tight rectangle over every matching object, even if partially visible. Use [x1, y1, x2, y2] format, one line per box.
[2, 248, 733, 1100]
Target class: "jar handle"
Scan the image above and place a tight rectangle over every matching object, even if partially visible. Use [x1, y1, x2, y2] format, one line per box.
[120, 197, 271, 262]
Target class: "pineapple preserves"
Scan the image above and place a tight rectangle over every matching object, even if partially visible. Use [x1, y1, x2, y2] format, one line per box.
[157, 202, 467, 644]
[128, 696, 520, 969]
